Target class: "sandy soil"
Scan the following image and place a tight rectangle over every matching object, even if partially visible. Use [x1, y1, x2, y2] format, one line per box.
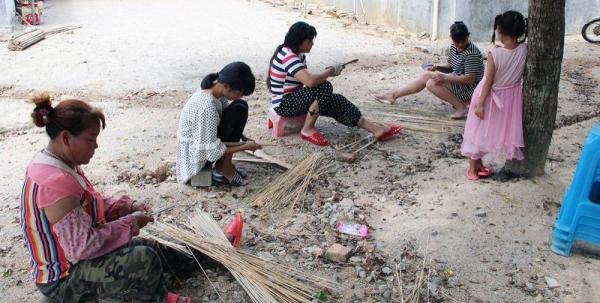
[1, 0, 600, 302]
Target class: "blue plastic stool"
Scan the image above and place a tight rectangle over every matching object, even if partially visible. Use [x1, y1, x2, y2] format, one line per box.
[551, 123, 600, 256]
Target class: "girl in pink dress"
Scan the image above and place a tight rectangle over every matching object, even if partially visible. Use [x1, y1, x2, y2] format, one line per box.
[461, 11, 528, 180]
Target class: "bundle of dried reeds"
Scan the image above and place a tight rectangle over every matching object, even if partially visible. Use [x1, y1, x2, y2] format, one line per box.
[8, 28, 46, 51]
[362, 103, 451, 119]
[246, 152, 333, 210]
[148, 213, 337, 303]
[361, 103, 466, 134]
[376, 121, 458, 134]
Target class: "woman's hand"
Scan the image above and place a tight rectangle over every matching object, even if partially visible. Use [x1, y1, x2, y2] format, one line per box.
[475, 103, 485, 120]
[431, 73, 446, 84]
[244, 141, 261, 152]
[132, 211, 154, 228]
[131, 201, 152, 214]
[331, 63, 344, 76]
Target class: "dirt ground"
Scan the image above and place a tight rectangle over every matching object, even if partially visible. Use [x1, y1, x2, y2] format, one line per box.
[1, 0, 600, 302]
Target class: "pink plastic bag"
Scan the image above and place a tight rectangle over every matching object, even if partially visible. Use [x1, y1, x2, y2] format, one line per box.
[337, 222, 369, 238]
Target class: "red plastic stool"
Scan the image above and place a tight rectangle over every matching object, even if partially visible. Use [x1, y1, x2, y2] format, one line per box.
[267, 108, 306, 138]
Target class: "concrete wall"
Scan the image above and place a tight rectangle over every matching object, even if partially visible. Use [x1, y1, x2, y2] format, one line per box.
[0, 0, 15, 25]
[310, 0, 600, 41]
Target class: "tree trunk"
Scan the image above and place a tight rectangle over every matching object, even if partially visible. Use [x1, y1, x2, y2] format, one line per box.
[505, 0, 566, 176]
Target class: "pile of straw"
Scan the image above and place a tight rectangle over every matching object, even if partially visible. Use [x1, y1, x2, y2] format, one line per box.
[246, 152, 333, 210]
[8, 28, 45, 51]
[148, 213, 337, 302]
[361, 103, 465, 134]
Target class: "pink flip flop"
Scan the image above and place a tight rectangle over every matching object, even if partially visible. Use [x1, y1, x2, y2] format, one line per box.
[477, 166, 493, 177]
[377, 125, 403, 142]
[466, 169, 479, 181]
[301, 132, 330, 146]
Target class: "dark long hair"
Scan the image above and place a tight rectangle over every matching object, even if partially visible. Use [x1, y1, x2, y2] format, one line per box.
[491, 11, 528, 43]
[31, 92, 106, 139]
[266, 21, 317, 89]
[201, 61, 256, 96]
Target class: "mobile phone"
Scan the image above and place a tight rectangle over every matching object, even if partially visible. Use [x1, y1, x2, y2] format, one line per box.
[421, 64, 434, 70]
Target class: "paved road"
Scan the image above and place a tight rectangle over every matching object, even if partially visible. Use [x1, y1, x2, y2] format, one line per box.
[1, 0, 397, 94]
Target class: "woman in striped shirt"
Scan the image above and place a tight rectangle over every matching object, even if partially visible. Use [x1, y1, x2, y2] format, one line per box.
[267, 21, 402, 146]
[373, 22, 485, 119]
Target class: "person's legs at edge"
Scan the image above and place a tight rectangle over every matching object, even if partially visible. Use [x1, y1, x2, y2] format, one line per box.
[216, 100, 248, 183]
[425, 79, 468, 117]
[373, 72, 433, 104]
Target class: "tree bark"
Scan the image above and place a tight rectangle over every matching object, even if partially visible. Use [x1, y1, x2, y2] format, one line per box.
[505, 0, 566, 176]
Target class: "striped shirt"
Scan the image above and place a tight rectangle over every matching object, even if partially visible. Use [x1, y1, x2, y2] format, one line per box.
[269, 47, 306, 106]
[447, 42, 485, 101]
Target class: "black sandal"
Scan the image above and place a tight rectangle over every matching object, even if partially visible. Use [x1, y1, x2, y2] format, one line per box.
[212, 171, 245, 187]
[234, 166, 247, 179]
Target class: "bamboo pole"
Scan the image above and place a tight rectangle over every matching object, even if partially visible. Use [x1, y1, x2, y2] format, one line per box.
[336, 134, 373, 150]
[224, 141, 280, 147]
[243, 150, 292, 169]
[353, 139, 377, 153]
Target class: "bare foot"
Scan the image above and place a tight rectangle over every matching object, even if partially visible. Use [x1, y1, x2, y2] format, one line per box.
[177, 297, 188, 303]
[468, 167, 478, 177]
[372, 93, 396, 104]
[450, 108, 468, 119]
[372, 123, 390, 139]
[300, 127, 319, 137]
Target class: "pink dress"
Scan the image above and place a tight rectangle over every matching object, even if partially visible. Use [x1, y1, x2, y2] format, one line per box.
[461, 42, 527, 163]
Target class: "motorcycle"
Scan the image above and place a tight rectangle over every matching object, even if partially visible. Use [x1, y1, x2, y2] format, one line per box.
[582, 16, 600, 43]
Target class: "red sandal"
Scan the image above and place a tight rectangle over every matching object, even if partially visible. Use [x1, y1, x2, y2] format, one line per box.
[301, 132, 330, 146]
[477, 166, 493, 177]
[377, 125, 403, 142]
[225, 213, 243, 249]
[466, 169, 479, 181]
[167, 293, 191, 303]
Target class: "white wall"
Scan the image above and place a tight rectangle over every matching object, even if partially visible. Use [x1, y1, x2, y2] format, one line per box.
[0, 0, 15, 25]
[310, 0, 600, 41]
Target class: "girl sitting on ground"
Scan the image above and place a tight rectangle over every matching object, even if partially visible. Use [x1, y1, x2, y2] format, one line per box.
[177, 61, 261, 186]
[267, 21, 402, 146]
[372, 21, 485, 119]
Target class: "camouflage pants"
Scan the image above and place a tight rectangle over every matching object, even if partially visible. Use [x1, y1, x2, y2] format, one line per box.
[36, 237, 217, 303]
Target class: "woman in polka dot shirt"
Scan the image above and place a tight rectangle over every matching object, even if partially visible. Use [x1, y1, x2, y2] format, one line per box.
[267, 21, 402, 146]
[177, 61, 261, 186]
